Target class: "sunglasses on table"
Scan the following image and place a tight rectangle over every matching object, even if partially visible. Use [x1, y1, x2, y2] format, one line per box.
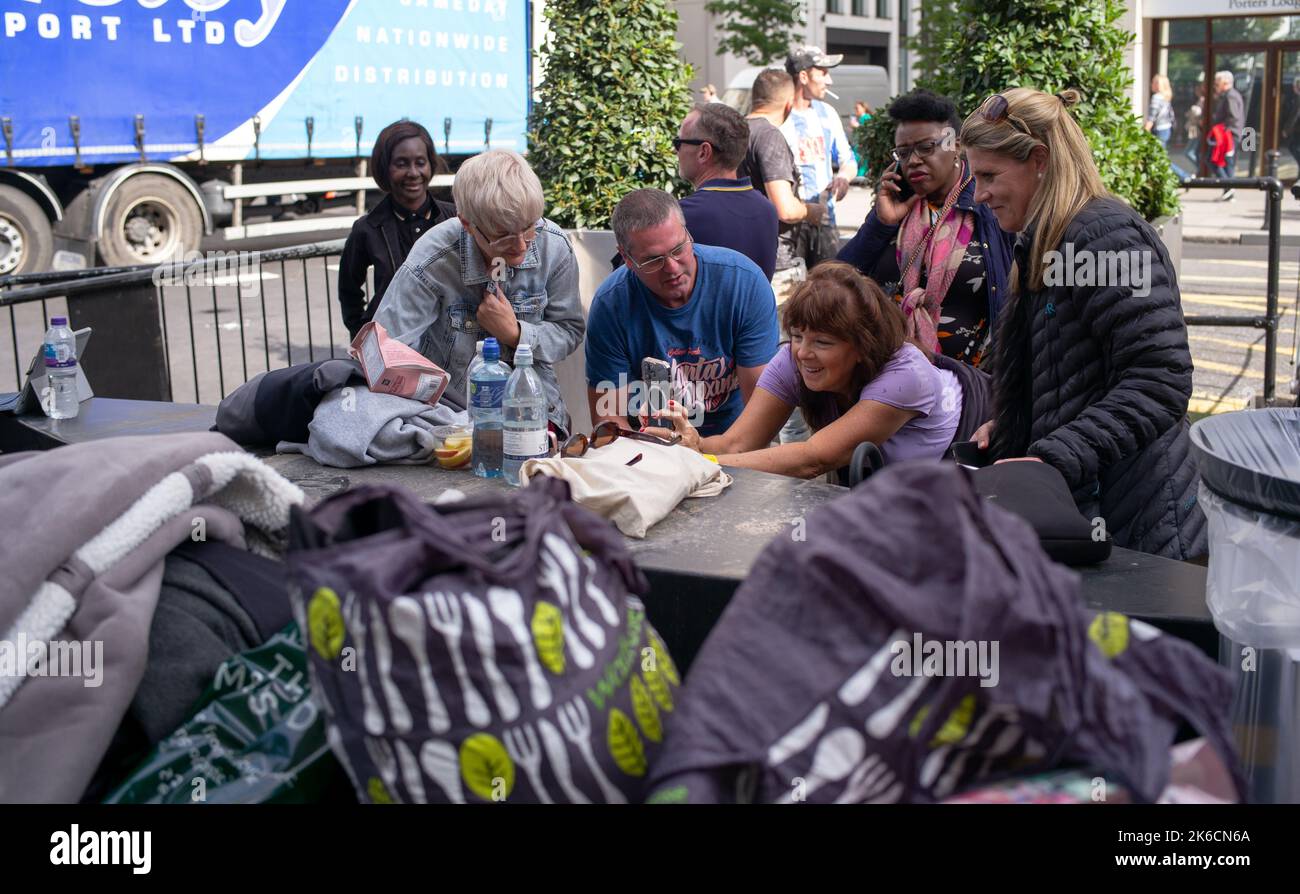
[559, 420, 681, 458]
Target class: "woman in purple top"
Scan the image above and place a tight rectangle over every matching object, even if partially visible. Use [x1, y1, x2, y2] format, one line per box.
[644, 262, 976, 480]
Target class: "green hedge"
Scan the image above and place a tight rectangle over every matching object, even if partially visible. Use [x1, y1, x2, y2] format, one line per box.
[855, 0, 1180, 221]
[527, 1, 694, 230]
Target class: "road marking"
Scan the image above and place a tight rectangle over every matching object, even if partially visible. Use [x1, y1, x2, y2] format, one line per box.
[1183, 292, 1294, 311]
[1189, 394, 1251, 414]
[1193, 357, 1264, 379]
[1190, 333, 1266, 350]
[1181, 274, 1299, 285]
[1188, 259, 1300, 270]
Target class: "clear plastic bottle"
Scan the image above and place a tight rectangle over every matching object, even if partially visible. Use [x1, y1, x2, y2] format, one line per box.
[42, 315, 79, 419]
[466, 339, 486, 406]
[502, 343, 549, 486]
[470, 337, 510, 479]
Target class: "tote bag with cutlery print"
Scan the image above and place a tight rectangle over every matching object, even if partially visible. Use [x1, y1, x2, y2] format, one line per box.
[286, 477, 681, 804]
[645, 461, 1243, 804]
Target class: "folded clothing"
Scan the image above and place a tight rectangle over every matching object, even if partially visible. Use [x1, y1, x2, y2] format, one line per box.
[215, 359, 365, 446]
[277, 385, 468, 468]
[520, 438, 732, 538]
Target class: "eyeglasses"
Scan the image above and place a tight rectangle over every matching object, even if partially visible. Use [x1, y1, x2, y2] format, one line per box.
[979, 93, 1034, 138]
[625, 231, 693, 275]
[891, 139, 944, 162]
[559, 420, 681, 458]
[470, 222, 538, 252]
[671, 137, 710, 152]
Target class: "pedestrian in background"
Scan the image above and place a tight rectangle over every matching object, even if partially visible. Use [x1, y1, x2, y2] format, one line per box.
[675, 103, 780, 279]
[1145, 74, 1189, 182]
[700, 83, 720, 103]
[782, 45, 859, 269]
[739, 69, 826, 302]
[1210, 70, 1244, 201]
[852, 100, 874, 130]
[961, 87, 1205, 560]
[337, 120, 455, 340]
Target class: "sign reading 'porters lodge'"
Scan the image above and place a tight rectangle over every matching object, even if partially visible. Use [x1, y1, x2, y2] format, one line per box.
[1144, 0, 1300, 16]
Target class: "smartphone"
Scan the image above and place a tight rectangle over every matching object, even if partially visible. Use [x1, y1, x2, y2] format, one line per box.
[641, 357, 673, 422]
[889, 160, 915, 201]
[950, 440, 988, 469]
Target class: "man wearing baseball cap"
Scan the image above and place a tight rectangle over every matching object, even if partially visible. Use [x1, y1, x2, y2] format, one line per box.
[781, 45, 860, 269]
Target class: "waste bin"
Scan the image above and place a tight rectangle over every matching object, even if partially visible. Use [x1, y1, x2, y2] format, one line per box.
[1191, 408, 1300, 803]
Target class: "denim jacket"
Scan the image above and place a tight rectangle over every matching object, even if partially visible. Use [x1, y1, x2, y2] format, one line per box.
[373, 217, 585, 432]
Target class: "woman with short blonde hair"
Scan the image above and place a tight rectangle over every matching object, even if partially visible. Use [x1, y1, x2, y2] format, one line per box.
[374, 149, 585, 435]
[960, 87, 1205, 559]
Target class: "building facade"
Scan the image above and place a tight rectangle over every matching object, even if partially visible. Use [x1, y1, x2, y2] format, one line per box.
[1132, 2, 1300, 179]
[674, 0, 907, 99]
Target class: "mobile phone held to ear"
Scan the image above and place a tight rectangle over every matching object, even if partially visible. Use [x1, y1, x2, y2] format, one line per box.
[890, 160, 915, 201]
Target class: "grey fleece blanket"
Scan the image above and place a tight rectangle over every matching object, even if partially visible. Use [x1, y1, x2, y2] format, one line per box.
[0, 433, 303, 802]
[276, 385, 468, 468]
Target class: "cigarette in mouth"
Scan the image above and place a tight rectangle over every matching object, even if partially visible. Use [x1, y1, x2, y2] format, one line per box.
[825, 89, 840, 100]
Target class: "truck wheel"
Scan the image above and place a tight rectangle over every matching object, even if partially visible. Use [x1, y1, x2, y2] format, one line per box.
[0, 184, 55, 276]
[99, 174, 203, 267]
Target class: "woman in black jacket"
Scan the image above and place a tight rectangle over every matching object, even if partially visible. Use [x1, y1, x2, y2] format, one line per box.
[961, 87, 1206, 560]
[337, 120, 456, 340]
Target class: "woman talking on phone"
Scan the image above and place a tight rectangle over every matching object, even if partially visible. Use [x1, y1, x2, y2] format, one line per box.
[838, 90, 1015, 369]
[960, 88, 1205, 559]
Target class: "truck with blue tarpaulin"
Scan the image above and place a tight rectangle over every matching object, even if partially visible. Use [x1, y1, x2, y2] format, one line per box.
[0, 0, 533, 273]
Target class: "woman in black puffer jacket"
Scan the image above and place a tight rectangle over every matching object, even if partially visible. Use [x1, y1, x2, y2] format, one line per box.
[960, 87, 1206, 560]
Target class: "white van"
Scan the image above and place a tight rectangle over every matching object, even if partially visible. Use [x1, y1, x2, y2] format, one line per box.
[721, 64, 892, 133]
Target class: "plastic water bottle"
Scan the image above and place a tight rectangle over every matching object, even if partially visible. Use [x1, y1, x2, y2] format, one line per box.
[502, 343, 549, 486]
[470, 337, 509, 478]
[466, 340, 486, 396]
[42, 315, 79, 419]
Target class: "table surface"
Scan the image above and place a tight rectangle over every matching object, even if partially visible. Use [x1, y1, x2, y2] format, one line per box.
[0, 398, 1214, 635]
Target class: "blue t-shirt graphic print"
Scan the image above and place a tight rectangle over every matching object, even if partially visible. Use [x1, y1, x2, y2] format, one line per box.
[585, 245, 779, 437]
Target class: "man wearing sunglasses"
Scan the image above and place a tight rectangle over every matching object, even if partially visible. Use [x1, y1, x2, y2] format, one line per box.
[585, 189, 779, 438]
[674, 102, 779, 280]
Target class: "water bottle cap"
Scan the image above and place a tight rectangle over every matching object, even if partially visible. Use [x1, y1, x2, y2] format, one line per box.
[515, 343, 532, 364]
[51, 316, 68, 327]
[482, 337, 500, 360]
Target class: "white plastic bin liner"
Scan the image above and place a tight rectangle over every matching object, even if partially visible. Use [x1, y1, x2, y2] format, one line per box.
[1202, 483, 1300, 648]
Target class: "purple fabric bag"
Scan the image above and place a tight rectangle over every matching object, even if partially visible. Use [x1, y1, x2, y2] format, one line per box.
[286, 477, 681, 804]
[645, 461, 1244, 804]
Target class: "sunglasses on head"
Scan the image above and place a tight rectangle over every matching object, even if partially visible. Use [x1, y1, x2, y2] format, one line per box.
[979, 93, 1034, 138]
[559, 420, 681, 458]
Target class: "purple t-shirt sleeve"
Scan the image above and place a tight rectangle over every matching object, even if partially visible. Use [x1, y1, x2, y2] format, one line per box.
[755, 345, 800, 406]
[860, 344, 938, 416]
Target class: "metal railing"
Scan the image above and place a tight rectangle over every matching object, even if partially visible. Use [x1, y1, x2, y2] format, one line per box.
[1179, 149, 1284, 405]
[0, 240, 350, 404]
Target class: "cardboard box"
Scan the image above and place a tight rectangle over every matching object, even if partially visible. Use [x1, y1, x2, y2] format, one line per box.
[348, 321, 450, 406]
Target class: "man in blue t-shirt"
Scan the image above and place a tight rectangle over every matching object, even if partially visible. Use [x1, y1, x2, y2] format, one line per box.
[586, 189, 779, 437]
[676, 102, 780, 279]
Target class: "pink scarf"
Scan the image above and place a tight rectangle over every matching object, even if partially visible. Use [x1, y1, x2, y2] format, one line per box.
[895, 168, 975, 353]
